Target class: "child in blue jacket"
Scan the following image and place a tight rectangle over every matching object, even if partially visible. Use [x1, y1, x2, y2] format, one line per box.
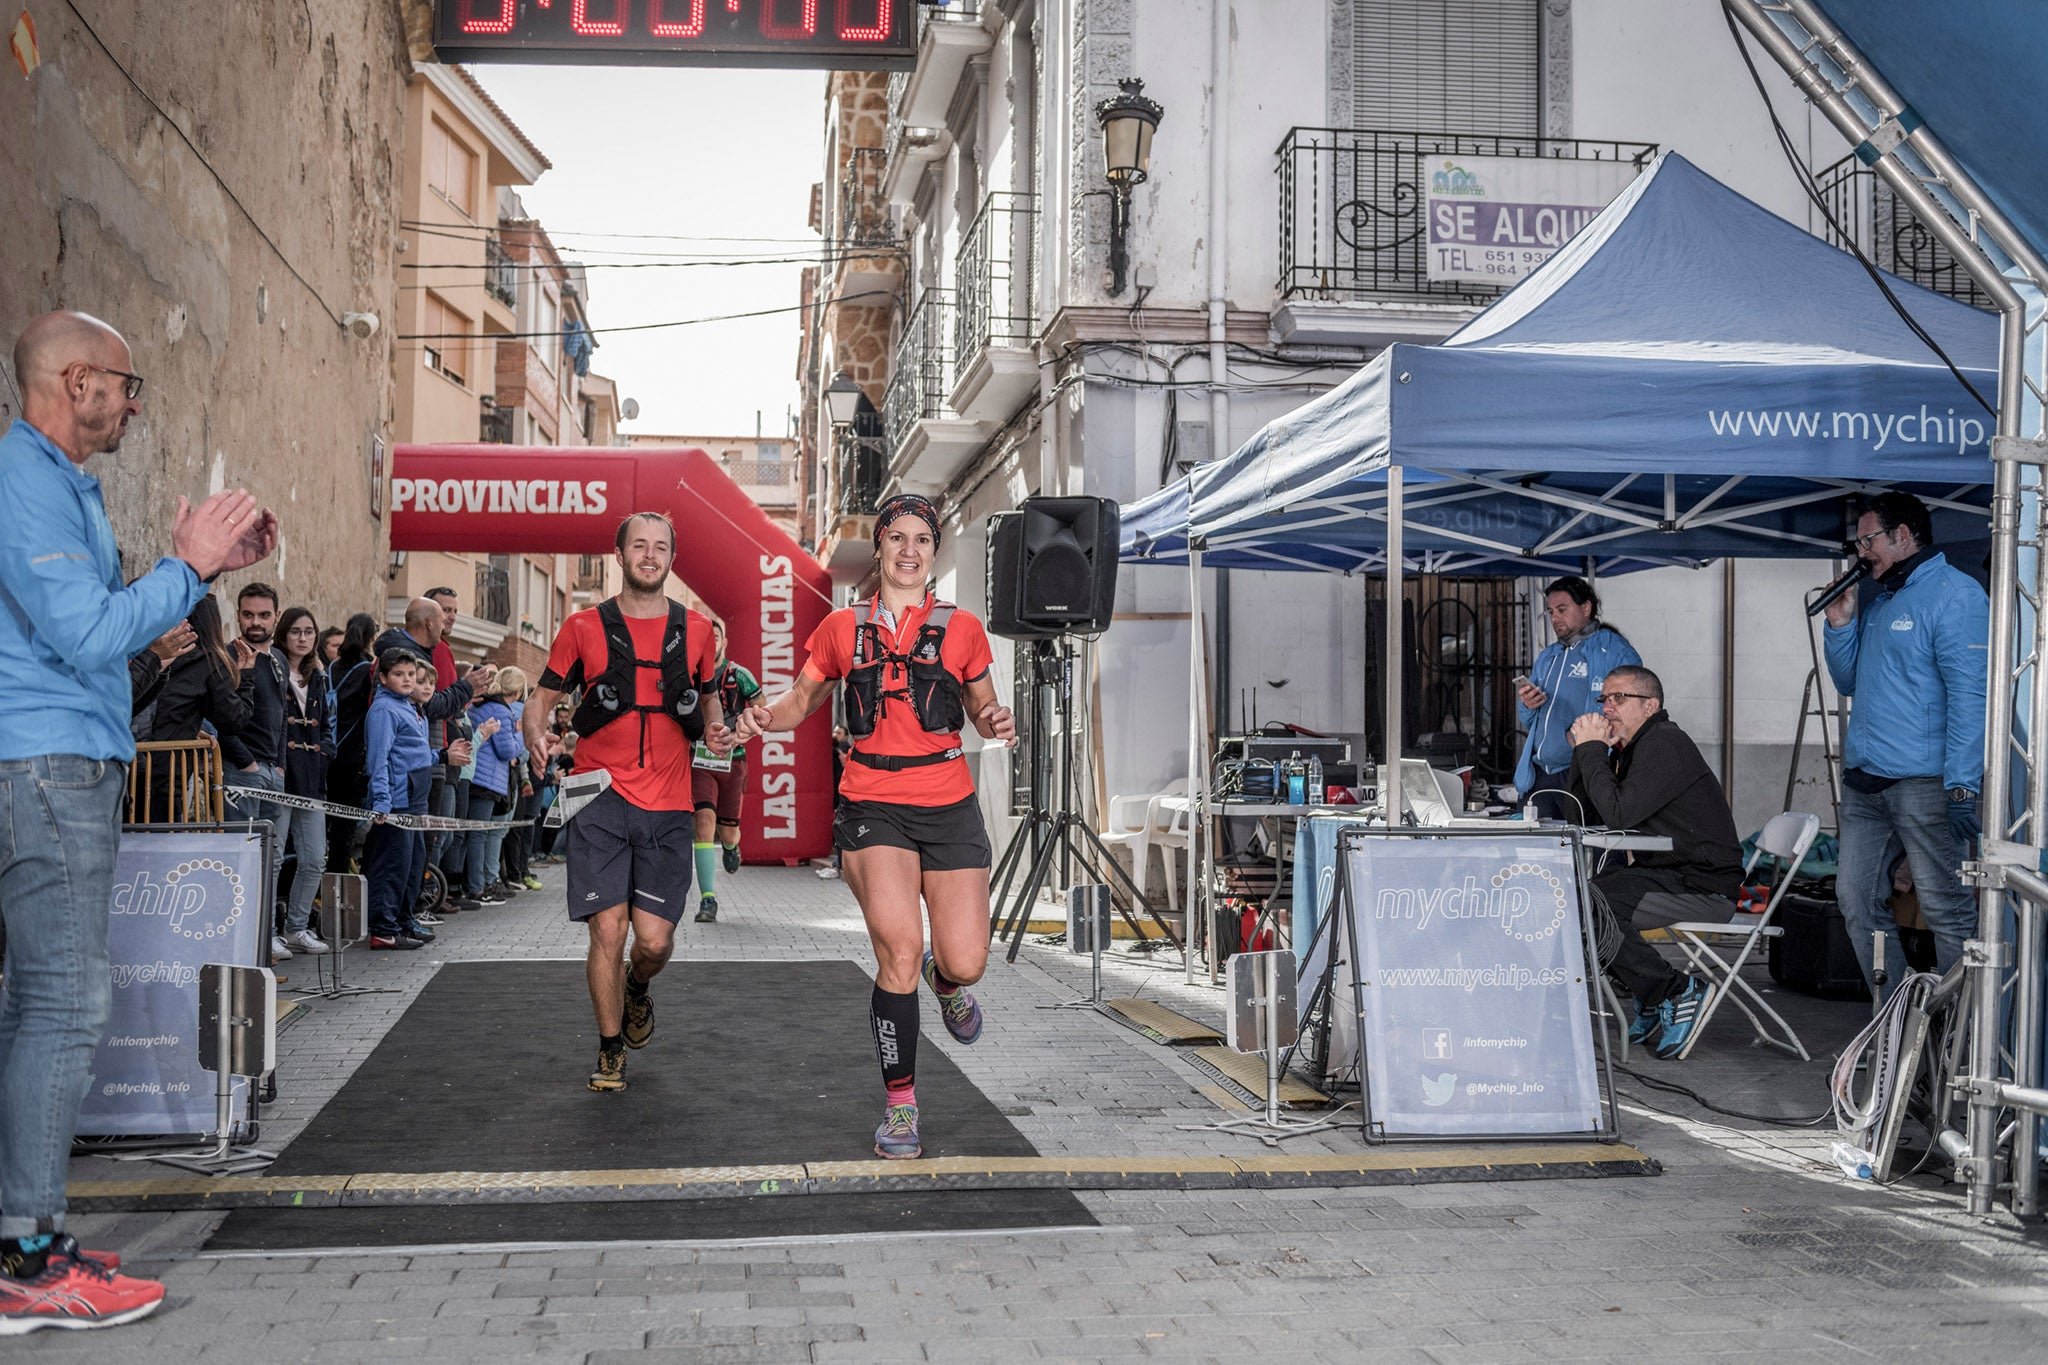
[363, 649, 436, 947]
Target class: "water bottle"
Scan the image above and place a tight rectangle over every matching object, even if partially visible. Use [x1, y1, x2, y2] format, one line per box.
[1829, 1141, 1874, 1181]
[1306, 754, 1324, 806]
[1285, 751, 1306, 806]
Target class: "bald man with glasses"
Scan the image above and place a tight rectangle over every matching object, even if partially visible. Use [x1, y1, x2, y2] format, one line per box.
[0, 311, 277, 1333]
[1567, 665, 1743, 1061]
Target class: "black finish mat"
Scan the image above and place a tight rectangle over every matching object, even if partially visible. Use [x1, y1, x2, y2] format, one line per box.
[205, 1188, 1094, 1252]
[209, 960, 1090, 1248]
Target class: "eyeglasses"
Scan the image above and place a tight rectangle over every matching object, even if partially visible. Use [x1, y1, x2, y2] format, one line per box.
[84, 365, 145, 400]
[1850, 528, 1888, 551]
[1596, 692, 1654, 706]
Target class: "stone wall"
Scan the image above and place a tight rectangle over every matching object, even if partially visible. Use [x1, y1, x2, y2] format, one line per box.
[0, 1, 410, 631]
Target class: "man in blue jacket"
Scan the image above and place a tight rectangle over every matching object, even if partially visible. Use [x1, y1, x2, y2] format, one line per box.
[1824, 491, 1988, 989]
[1515, 576, 1641, 819]
[0, 311, 276, 1332]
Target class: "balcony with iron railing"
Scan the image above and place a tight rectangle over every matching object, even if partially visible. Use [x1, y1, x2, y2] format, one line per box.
[835, 144, 905, 307]
[474, 561, 511, 627]
[479, 397, 513, 444]
[1813, 153, 1995, 311]
[1275, 128, 1657, 344]
[884, 287, 991, 492]
[950, 191, 1039, 421]
[484, 233, 518, 311]
[837, 425, 885, 517]
[894, 0, 990, 131]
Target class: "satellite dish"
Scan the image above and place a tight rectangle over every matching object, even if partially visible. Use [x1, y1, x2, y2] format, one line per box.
[622, 397, 641, 421]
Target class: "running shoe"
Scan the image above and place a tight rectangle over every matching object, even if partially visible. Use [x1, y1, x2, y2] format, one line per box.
[695, 895, 719, 924]
[474, 888, 508, 905]
[367, 934, 426, 951]
[414, 911, 444, 927]
[406, 926, 436, 944]
[721, 843, 742, 875]
[521, 874, 543, 891]
[922, 951, 983, 1045]
[0, 1237, 164, 1336]
[622, 980, 655, 1049]
[269, 935, 293, 962]
[588, 1044, 627, 1092]
[450, 897, 484, 911]
[287, 929, 330, 955]
[1627, 1000, 1661, 1046]
[873, 1102, 921, 1159]
[1652, 977, 1711, 1061]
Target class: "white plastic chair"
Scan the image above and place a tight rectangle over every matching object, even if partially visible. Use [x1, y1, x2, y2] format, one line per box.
[1098, 794, 1160, 901]
[1149, 796, 1196, 914]
[1663, 810, 1822, 1061]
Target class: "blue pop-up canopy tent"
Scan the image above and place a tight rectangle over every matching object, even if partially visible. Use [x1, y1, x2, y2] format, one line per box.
[1121, 151, 1998, 577]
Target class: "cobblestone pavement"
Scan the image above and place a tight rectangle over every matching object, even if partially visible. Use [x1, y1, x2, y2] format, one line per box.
[24, 861, 2048, 1361]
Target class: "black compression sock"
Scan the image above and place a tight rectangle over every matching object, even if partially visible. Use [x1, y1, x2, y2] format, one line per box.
[869, 984, 919, 1090]
[600, 1032, 624, 1052]
[625, 972, 649, 996]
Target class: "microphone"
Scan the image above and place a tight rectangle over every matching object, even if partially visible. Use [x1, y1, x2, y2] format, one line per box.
[1808, 559, 1871, 618]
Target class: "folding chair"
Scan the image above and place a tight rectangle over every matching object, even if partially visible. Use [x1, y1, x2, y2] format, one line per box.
[1662, 811, 1821, 1061]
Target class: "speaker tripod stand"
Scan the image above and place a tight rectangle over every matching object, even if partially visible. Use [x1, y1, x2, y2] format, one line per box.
[991, 638, 1183, 963]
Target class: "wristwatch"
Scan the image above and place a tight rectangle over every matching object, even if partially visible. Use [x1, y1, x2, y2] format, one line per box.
[1948, 786, 1978, 803]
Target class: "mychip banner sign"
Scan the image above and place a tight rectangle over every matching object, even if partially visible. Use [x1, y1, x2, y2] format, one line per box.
[1343, 833, 1602, 1137]
[73, 829, 266, 1135]
[1424, 155, 1640, 286]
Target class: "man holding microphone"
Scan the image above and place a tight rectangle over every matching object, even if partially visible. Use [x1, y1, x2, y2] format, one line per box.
[1823, 491, 1988, 990]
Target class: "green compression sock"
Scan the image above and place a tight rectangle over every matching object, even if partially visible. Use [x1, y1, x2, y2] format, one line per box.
[694, 842, 718, 897]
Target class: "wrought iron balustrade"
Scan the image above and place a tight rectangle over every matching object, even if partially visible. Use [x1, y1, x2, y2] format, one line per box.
[484, 233, 518, 308]
[884, 288, 957, 457]
[918, 0, 980, 38]
[837, 427, 885, 516]
[955, 191, 1037, 359]
[1813, 153, 1995, 311]
[1277, 128, 1657, 304]
[839, 146, 896, 250]
[474, 562, 512, 627]
[479, 400, 512, 444]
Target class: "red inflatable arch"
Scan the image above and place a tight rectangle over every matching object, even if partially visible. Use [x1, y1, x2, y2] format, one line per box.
[389, 445, 834, 863]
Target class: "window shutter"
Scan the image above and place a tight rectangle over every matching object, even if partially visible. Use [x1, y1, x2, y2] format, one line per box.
[1353, 0, 1539, 136]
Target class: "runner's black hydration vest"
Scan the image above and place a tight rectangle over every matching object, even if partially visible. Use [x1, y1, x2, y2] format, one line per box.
[564, 599, 706, 757]
[844, 600, 965, 770]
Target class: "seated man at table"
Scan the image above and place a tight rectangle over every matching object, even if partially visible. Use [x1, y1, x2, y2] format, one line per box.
[1567, 665, 1743, 1060]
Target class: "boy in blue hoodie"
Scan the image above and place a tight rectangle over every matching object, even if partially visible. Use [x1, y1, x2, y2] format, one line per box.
[364, 649, 436, 949]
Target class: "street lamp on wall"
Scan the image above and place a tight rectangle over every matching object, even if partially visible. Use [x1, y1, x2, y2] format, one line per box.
[825, 369, 864, 429]
[1094, 77, 1164, 297]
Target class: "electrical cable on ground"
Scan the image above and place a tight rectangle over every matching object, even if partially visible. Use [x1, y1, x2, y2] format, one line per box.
[1614, 1064, 1831, 1127]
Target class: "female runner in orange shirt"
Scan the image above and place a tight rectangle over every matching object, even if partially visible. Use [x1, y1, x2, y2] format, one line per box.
[733, 495, 1015, 1158]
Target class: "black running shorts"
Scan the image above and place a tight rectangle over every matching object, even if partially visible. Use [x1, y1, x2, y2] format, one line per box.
[690, 751, 748, 826]
[834, 794, 991, 872]
[564, 787, 693, 923]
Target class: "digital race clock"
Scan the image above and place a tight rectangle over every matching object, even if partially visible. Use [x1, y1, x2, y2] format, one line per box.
[432, 0, 918, 69]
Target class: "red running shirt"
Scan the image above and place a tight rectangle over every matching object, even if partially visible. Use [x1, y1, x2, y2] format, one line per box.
[542, 604, 717, 812]
[801, 593, 994, 807]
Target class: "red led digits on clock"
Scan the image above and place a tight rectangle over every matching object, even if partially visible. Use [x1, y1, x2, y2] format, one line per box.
[649, 0, 706, 35]
[839, 0, 890, 41]
[759, 0, 818, 39]
[460, 0, 516, 34]
[571, 0, 628, 35]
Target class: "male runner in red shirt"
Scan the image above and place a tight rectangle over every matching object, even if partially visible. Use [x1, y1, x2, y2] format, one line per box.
[524, 512, 732, 1091]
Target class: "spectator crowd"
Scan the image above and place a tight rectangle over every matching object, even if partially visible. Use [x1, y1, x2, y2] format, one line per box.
[134, 583, 574, 955]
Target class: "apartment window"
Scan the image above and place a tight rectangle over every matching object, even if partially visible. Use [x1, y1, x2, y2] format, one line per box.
[426, 116, 478, 218]
[534, 283, 560, 375]
[421, 291, 472, 389]
[1353, 1, 1539, 136]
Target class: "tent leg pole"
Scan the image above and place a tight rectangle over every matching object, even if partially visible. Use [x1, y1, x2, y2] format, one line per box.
[1384, 466, 1404, 822]
[1188, 543, 1206, 986]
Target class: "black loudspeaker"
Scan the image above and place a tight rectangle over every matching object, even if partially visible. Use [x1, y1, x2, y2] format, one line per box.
[996, 495, 1119, 635]
[986, 512, 1061, 640]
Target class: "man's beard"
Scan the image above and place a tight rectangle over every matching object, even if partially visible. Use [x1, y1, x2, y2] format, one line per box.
[243, 628, 271, 646]
[625, 564, 667, 592]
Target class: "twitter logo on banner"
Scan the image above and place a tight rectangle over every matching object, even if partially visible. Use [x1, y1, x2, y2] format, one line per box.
[1421, 1072, 1458, 1107]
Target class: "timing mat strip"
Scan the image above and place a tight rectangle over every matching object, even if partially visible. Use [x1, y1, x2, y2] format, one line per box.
[69, 1145, 1656, 1211]
[1189, 1045, 1332, 1106]
[1101, 998, 1226, 1044]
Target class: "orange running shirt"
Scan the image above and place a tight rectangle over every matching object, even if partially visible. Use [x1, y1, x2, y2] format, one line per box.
[801, 593, 994, 807]
[542, 603, 717, 812]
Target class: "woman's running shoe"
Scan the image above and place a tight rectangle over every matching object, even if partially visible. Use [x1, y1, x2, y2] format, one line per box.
[921, 951, 983, 1044]
[874, 1102, 921, 1159]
